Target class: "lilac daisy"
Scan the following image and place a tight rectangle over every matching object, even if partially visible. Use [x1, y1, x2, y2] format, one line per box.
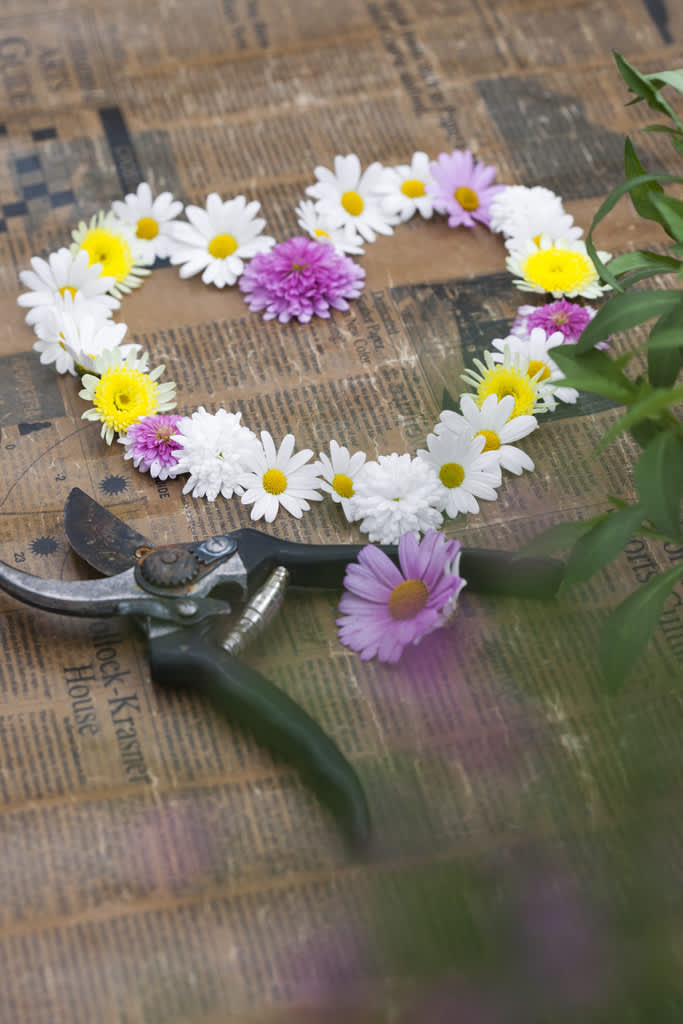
[336, 530, 466, 664]
[511, 299, 608, 349]
[427, 149, 504, 229]
[238, 236, 365, 324]
[118, 413, 183, 479]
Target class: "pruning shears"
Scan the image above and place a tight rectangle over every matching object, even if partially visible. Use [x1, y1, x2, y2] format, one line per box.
[0, 487, 563, 849]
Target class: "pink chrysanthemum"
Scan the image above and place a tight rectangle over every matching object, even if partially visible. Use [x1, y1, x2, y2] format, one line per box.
[427, 149, 504, 229]
[118, 413, 183, 479]
[512, 299, 608, 348]
[336, 530, 466, 664]
[238, 236, 365, 324]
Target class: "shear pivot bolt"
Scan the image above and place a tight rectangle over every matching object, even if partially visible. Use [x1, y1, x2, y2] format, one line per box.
[176, 599, 199, 617]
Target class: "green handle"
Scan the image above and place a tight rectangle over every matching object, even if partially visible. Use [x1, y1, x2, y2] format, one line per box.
[148, 623, 371, 851]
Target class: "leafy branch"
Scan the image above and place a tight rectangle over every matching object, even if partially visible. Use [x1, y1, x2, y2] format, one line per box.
[525, 52, 683, 690]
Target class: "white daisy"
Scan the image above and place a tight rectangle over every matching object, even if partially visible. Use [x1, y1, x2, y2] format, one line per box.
[58, 312, 139, 374]
[295, 200, 365, 255]
[461, 346, 558, 416]
[172, 407, 260, 502]
[345, 453, 443, 544]
[167, 193, 275, 288]
[490, 328, 579, 405]
[437, 395, 537, 475]
[316, 440, 367, 516]
[17, 247, 120, 327]
[111, 182, 184, 264]
[305, 154, 398, 243]
[417, 429, 501, 519]
[489, 185, 583, 250]
[240, 431, 323, 522]
[506, 235, 612, 300]
[70, 211, 151, 298]
[375, 151, 437, 222]
[34, 299, 133, 375]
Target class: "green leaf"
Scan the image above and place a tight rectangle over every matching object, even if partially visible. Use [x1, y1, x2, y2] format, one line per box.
[600, 562, 683, 690]
[646, 297, 683, 351]
[573, 290, 683, 354]
[648, 344, 683, 388]
[613, 53, 683, 131]
[648, 192, 683, 242]
[607, 250, 681, 278]
[623, 138, 664, 222]
[562, 504, 646, 589]
[517, 516, 608, 558]
[646, 70, 683, 96]
[585, 172, 683, 292]
[634, 432, 683, 538]
[552, 348, 636, 402]
[597, 383, 683, 452]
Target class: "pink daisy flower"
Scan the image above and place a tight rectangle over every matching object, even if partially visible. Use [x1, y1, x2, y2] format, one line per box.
[512, 299, 609, 348]
[427, 149, 504, 229]
[119, 413, 183, 479]
[336, 530, 466, 664]
[238, 236, 365, 324]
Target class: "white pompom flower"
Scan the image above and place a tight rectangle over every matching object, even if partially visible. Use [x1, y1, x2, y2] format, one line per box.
[172, 407, 261, 501]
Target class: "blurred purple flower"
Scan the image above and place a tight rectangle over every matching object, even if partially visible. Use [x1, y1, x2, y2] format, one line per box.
[238, 235, 365, 323]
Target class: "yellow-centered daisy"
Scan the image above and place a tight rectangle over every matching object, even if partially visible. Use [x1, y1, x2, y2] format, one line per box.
[70, 211, 151, 298]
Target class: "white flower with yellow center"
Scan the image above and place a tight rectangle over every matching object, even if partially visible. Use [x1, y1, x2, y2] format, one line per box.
[172, 407, 260, 501]
[111, 182, 184, 264]
[70, 211, 151, 298]
[316, 440, 367, 516]
[490, 328, 578, 405]
[305, 154, 398, 242]
[240, 431, 323, 522]
[506, 234, 612, 299]
[490, 186, 583, 250]
[34, 298, 134, 375]
[167, 192, 275, 288]
[461, 347, 558, 416]
[375, 151, 437, 222]
[295, 200, 365, 255]
[417, 429, 501, 518]
[345, 453, 443, 544]
[436, 395, 538, 475]
[18, 247, 120, 327]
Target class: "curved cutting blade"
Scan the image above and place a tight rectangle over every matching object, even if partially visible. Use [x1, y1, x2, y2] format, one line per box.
[63, 487, 153, 576]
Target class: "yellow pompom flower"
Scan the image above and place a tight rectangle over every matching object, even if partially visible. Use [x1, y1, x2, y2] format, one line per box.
[506, 234, 612, 299]
[79, 358, 176, 444]
[70, 211, 151, 298]
[461, 347, 558, 417]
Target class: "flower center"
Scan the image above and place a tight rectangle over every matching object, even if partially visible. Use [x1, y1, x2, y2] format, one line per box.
[313, 228, 330, 239]
[439, 462, 465, 488]
[527, 359, 552, 381]
[522, 248, 596, 293]
[80, 228, 134, 283]
[388, 579, 429, 621]
[552, 312, 569, 325]
[341, 190, 364, 217]
[262, 468, 287, 494]
[136, 216, 159, 240]
[401, 178, 426, 198]
[475, 429, 501, 451]
[208, 233, 238, 259]
[93, 366, 158, 433]
[454, 186, 479, 211]
[58, 285, 78, 300]
[477, 366, 537, 418]
[332, 472, 354, 499]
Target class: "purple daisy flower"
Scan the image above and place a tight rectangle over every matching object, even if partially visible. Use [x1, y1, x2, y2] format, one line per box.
[118, 413, 183, 479]
[238, 236, 365, 324]
[427, 149, 504, 229]
[336, 530, 466, 664]
[512, 299, 609, 347]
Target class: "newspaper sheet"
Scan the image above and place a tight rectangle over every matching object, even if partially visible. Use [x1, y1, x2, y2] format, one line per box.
[0, 0, 681, 1020]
